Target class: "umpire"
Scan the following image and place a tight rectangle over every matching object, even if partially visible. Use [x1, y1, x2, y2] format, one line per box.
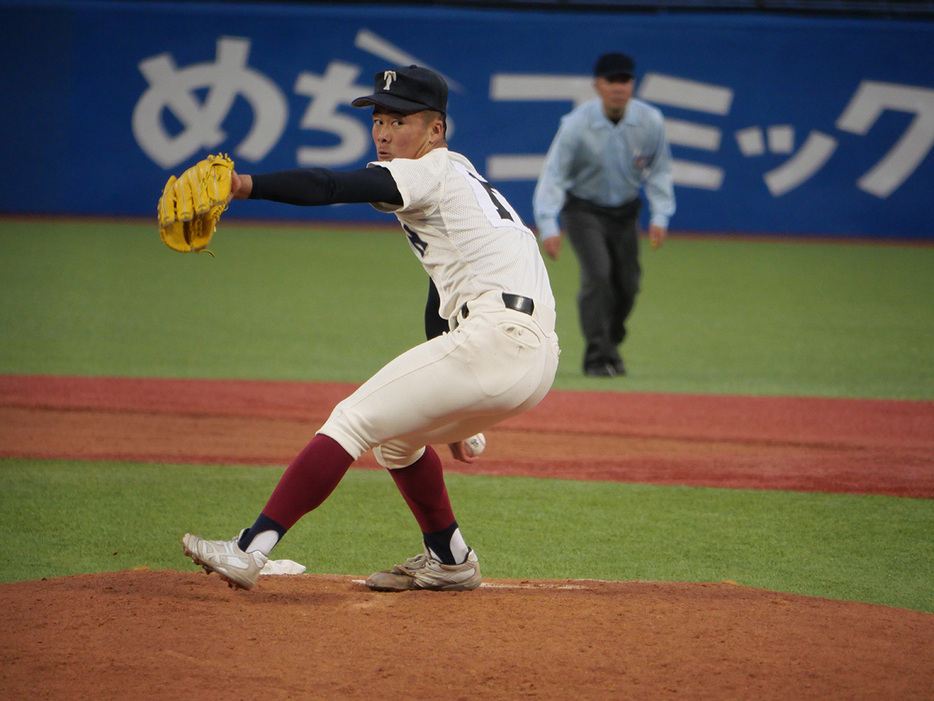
[534, 52, 675, 377]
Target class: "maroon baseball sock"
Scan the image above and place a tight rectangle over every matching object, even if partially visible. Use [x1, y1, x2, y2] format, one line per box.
[261, 433, 355, 531]
[391, 446, 468, 564]
[390, 445, 455, 533]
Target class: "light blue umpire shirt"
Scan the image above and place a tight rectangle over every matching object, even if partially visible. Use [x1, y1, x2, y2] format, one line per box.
[533, 97, 676, 241]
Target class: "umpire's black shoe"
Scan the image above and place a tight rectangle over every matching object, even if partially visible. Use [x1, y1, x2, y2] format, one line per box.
[612, 358, 626, 376]
[584, 362, 617, 378]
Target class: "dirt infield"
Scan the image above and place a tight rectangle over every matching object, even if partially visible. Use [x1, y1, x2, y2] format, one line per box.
[2, 374, 933, 496]
[1, 374, 933, 698]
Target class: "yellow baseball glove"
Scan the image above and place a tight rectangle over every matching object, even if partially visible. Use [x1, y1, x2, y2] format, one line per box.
[157, 153, 234, 255]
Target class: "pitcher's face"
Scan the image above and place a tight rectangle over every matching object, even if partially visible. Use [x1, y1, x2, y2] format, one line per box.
[372, 108, 444, 161]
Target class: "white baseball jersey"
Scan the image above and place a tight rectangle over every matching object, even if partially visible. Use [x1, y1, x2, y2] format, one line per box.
[370, 148, 555, 321]
[319, 146, 560, 470]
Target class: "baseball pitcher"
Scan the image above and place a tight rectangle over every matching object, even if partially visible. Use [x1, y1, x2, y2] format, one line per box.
[178, 65, 560, 592]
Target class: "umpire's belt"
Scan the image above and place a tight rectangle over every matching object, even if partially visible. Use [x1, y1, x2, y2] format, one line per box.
[460, 293, 535, 320]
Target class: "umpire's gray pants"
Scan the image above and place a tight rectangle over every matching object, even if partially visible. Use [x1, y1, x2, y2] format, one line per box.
[561, 194, 642, 369]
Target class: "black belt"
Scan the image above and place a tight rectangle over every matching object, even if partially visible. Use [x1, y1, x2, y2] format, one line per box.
[565, 192, 641, 218]
[460, 293, 534, 320]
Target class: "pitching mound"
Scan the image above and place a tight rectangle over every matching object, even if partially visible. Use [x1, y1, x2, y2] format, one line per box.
[2, 569, 932, 699]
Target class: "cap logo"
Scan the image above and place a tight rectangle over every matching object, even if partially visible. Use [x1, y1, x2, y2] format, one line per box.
[382, 70, 397, 91]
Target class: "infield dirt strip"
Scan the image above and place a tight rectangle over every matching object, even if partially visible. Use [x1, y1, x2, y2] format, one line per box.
[1, 374, 933, 699]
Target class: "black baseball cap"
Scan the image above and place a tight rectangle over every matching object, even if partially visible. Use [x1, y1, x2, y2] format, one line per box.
[352, 65, 448, 115]
[594, 52, 635, 79]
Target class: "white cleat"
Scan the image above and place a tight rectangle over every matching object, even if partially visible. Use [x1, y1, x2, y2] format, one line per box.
[181, 533, 268, 591]
[365, 547, 481, 592]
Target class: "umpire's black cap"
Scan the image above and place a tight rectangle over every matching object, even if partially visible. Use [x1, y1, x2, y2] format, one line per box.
[352, 65, 448, 115]
[594, 52, 635, 79]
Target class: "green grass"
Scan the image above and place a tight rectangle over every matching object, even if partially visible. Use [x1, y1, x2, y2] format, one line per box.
[0, 220, 428, 381]
[618, 238, 934, 398]
[1, 219, 932, 613]
[1, 458, 931, 612]
[1, 219, 932, 398]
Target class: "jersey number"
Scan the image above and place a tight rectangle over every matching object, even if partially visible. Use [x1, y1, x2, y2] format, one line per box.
[404, 224, 428, 257]
[467, 171, 514, 222]
[453, 162, 532, 234]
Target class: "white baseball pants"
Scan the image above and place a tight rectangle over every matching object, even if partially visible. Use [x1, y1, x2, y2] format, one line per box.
[319, 290, 560, 468]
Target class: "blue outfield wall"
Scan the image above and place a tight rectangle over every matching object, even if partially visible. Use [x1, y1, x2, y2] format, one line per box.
[2, 0, 933, 238]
